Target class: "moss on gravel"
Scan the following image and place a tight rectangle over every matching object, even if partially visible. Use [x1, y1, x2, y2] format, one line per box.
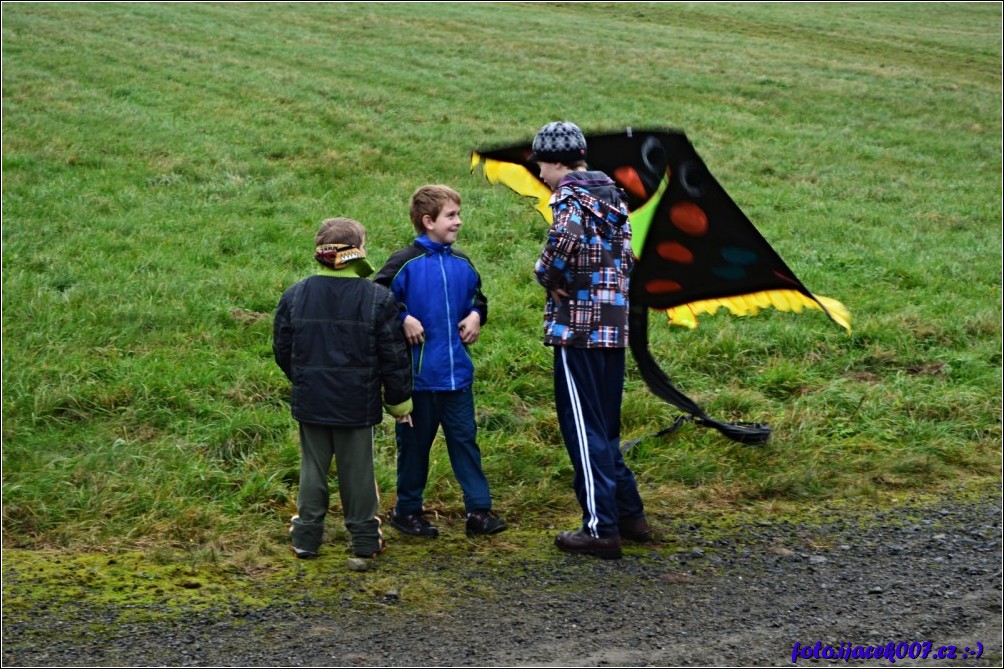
[4, 478, 997, 631]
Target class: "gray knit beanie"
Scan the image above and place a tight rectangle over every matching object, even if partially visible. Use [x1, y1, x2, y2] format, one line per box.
[528, 121, 587, 163]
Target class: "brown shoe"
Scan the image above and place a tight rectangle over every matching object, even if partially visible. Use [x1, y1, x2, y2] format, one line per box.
[618, 516, 652, 543]
[554, 529, 622, 560]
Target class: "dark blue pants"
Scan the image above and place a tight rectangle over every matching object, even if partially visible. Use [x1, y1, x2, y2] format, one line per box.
[554, 346, 645, 538]
[394, 388, 492, 515]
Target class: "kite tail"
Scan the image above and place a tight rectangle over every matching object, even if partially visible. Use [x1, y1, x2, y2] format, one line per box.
[628, 306, 771, 446]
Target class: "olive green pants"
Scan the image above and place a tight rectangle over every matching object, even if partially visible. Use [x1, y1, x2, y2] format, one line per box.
[290, 423, 383, 556]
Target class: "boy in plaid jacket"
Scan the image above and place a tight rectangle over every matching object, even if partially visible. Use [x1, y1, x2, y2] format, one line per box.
[531, 121, 650, 560]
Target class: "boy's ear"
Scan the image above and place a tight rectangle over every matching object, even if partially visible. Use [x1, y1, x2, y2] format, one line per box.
[421, 214, 434, 230]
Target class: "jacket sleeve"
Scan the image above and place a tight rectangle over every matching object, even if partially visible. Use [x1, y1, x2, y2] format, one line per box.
[458, 253, 489, 326]
[374, 288, 413, 410]
[373, 255, 398, 289]
[535, 195, 582, 291]
[472, 272, 488, 325]
[374, 249, 412, 322]
[622, 222, 636, 278]
[273, 288, 294, 381]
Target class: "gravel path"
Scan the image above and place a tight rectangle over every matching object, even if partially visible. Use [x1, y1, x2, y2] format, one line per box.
[3, 493, 1001, 667]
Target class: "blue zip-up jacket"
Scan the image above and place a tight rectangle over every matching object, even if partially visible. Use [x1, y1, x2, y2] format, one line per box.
[374, 235, 488, 392]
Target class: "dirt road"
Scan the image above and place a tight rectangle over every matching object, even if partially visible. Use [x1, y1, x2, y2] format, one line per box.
[3, 493, 1000, 667]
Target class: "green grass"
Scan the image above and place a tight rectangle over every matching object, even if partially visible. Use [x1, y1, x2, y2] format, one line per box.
[2, 2, 1001, 558]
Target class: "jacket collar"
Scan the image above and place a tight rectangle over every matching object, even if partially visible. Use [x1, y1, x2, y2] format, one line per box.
[315, 258, 375, 278]
[415, 234, 451, 255]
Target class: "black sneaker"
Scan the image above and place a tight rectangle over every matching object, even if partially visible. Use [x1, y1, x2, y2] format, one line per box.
[466, 510, 508, 536]
[388, 510, 439, 538]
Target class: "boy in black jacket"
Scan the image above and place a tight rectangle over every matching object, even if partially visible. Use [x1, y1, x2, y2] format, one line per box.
[274, 217, 413, 564]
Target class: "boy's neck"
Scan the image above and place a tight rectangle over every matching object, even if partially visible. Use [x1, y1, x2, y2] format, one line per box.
[555, 165, 577, 180]
[557, 165, 589, 184]
[420, 233, 450, 247]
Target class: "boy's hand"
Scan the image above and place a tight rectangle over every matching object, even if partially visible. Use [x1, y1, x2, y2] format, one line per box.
[403, 315, 425, 346]
[396, 414, 413, 427]
[458, 311, 481, 344]
[550, 288, 570, 305]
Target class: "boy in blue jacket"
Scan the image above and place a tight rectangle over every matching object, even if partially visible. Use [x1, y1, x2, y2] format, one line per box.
[375, 185, 506, 537]
[274, 217, 413, 563]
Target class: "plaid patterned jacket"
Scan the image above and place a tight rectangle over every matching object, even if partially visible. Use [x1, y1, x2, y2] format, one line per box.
[534, 172, 634, 348]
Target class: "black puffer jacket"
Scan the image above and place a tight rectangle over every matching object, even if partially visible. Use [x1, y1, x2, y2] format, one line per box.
[273, 273, 412, 427]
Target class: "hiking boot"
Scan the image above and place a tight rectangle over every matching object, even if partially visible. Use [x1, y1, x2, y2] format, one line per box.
[388, 510, 439, 538]
[554, 528, 622, 560]
[618, 516, 652, 543]
[466, 509, 508, 536]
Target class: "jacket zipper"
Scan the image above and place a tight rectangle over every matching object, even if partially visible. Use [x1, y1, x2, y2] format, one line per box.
[437, 254, 456, 390]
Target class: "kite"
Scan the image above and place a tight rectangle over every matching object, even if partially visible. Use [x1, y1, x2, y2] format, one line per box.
[472, 128, 850, 445]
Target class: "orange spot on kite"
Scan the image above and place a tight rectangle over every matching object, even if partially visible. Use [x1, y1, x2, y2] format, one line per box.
[613, 166, 647, 199]
[645, 279, 683, 294]
[656, 241, 694, 263]
[669, 202, 708, 236]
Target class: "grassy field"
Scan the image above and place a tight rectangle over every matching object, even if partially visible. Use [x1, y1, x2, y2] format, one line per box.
[2, 2, 1001, 559]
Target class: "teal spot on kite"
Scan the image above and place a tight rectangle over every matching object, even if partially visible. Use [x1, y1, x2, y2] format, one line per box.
[712, 265, 747, 280]
[721, 247, 758, 265]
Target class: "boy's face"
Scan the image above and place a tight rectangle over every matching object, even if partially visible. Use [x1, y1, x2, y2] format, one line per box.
[423, 200, 462, 245]
[537, 161, 564, 190]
